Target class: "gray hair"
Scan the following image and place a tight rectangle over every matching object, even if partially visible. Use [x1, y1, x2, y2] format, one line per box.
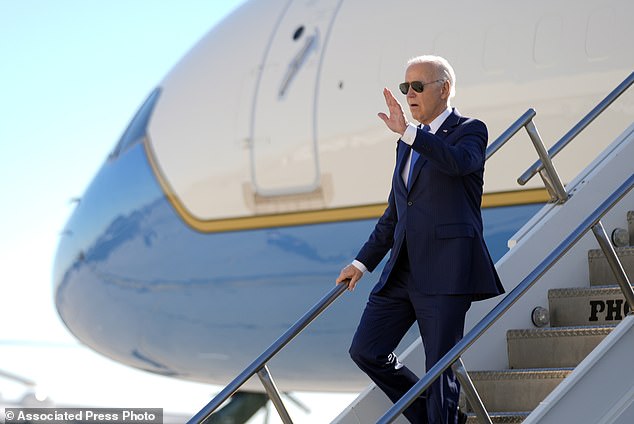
[407, 55, 456, 98]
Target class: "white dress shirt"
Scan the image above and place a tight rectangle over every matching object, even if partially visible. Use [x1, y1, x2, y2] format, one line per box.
[400, 107, 452, 186]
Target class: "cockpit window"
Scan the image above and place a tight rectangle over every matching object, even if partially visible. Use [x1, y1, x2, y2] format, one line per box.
[110, 87, 161, 158]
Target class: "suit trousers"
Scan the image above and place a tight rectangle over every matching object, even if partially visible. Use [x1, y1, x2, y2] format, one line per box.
[349, 244, 471, 424]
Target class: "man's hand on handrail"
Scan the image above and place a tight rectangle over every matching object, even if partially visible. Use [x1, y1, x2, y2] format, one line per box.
[336, 265, 363, 291]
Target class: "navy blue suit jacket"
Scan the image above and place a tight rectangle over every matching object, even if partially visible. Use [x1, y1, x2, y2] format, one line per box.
[356, 109, 504, 300]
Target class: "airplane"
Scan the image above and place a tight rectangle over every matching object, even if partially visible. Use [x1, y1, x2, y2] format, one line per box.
[52, 0, 634, 421]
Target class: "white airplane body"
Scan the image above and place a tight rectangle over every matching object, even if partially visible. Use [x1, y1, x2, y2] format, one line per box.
[53, 0, 634, 398]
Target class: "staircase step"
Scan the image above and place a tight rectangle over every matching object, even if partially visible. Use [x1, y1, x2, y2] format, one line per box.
[507, 325, 615, 368]
[466, 411, 530, 423]
[468, 369, 571, 412]
[549, 286, 631, 326]
[588, 246, 634, 285]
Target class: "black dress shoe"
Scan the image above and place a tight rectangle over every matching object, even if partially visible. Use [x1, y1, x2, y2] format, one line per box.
[457, 409, 468, 424]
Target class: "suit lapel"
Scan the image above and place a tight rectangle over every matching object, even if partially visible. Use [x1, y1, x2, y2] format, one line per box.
[408, 109, 462, 189]
[437, 108, 461, 139]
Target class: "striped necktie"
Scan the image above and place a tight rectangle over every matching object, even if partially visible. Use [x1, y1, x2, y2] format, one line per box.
[407, 125, 431, 190]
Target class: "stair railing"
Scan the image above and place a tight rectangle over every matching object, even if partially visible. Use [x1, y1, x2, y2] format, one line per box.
[0, 369, 36, 388]
[485, 108, 568, 203]
[187, 281, 349, 424]
[518, 72, 634, 187]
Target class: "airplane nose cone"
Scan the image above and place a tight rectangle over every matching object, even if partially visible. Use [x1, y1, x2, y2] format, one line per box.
[54, 88, 163, 303]
[52, 87, 176, 374]
[52, 134, 168, 364]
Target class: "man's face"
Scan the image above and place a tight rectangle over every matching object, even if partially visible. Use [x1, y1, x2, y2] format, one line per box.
[404, 62, 450, 125]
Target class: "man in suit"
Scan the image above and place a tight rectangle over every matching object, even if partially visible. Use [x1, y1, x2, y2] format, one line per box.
[336, 55, 504, 424]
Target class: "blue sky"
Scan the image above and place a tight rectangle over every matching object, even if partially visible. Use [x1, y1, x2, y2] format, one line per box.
[0, 0, 355, 420]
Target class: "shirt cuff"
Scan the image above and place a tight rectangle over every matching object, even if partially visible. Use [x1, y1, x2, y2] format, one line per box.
[351, 259, 368, 274]
[400, 123, 417, 146]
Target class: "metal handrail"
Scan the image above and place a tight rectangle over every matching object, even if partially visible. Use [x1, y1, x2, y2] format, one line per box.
[378, 173, 634, 423]
[518, 71, 634, 186]
[485, 108, 536, 160]
[484, 107, 568, 203]
[188, 280, 349, 424]
[0, 369, 36, 387]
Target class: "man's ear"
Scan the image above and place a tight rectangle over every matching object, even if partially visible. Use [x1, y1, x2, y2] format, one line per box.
[441, 80, 451, 100]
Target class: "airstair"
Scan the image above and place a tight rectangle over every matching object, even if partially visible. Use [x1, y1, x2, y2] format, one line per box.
[188, 73, 634, 424]
[356, 206, 634, 423]
[467, 219, 634, 422]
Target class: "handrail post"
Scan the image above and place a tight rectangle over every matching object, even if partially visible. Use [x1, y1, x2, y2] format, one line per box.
[524, 120, 569, 203]
[257, 365, 294, 424]
[591, 221, 634, 308]
[451, 358, 492, 424]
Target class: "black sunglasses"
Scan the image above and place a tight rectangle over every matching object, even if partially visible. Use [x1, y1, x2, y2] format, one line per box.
[399, 79, 445, 95]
